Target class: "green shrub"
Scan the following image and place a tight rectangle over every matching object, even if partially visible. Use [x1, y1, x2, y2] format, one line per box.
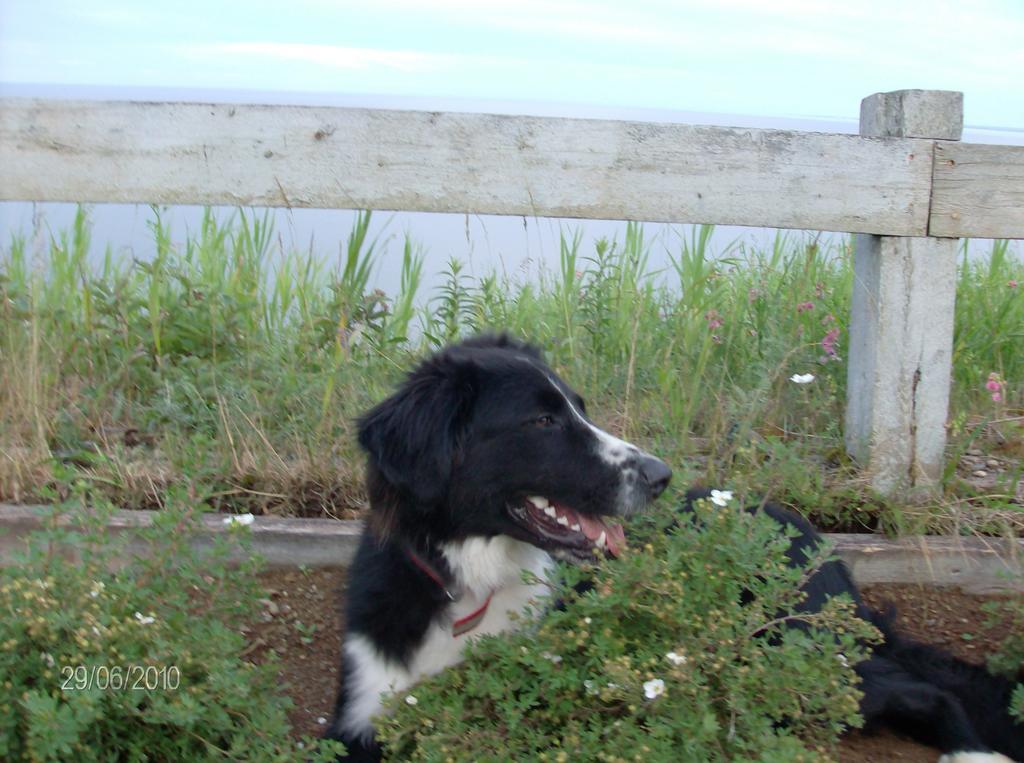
[0, 482, 342, 762]
[378, 496, 879, 762]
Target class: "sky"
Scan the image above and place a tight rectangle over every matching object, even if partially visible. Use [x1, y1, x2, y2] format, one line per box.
[2, 0, 1023, 128]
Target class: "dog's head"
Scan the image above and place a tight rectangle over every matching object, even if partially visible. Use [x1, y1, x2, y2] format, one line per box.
[357, 334, 671, 561]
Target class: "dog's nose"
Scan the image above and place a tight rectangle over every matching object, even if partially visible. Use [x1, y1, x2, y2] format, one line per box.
[639, 455, 672, 499]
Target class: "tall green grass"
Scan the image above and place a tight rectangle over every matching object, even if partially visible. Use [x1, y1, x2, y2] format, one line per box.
[1, 208, 1021, 531]
[955, 238, 1024, 392]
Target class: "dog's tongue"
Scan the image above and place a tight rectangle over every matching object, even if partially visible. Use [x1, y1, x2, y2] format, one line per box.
[574, 510, 626, 557]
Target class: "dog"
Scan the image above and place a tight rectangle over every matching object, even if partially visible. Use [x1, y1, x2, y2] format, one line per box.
[324, 334, 1022, 762]
[323, 334, 672, 760]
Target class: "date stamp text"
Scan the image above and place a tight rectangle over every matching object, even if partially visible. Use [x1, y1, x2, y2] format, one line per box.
[60, 665, 181, 691]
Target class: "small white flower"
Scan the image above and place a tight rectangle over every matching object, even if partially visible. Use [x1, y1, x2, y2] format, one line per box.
[317, 716, 327, 725]
[89, 581, 105, 598]
[837, 653, 849, 668]
[583, 617, 592, 625]
[134, 612, 156, 625]
[541, 651, 563, 664]
[41, 652, 55, 668]
[709, 489, 733, 507]
[405, 695, 419, 706]
[789, 373, 816, 384]
[223, 513, 255, 527]
[665, 651, 688, 666]
[643, 678, 666, 700]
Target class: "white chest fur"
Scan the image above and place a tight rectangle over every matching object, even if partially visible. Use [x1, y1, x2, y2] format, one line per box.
[336, 536, 554, 740]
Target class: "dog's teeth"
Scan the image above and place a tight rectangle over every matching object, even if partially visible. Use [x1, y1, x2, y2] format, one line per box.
[543, 506, 558, 519]
[529, 496, 550, 508]
[570, 523, 581, 532]
[556, 515, 569, 526]
[596, 531, 607, 548]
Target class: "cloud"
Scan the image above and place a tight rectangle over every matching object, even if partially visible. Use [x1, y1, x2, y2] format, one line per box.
[185, 42, 458, 73]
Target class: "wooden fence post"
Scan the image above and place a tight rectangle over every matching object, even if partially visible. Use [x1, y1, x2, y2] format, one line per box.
[844, 90, 963, 495]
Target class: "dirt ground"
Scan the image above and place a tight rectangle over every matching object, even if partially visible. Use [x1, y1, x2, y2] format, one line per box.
[247, 567, 1017, 761]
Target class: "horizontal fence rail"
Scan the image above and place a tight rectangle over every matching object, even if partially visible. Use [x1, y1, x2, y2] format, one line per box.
[2, 98, 1022, 239]
[931, 142, 1024, 238]
[0, 98, 943, 236]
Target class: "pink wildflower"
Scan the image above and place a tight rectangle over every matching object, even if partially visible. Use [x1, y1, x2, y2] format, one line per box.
[1009, 280, 1018, 288]
[705, 310, 724, 331]
[986, 372, 1005, 403]
[821, 327, 841, 360]
[797, 301, 815, 313]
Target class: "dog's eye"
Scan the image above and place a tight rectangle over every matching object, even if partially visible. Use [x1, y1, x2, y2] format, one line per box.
[532, 414, 555, 428]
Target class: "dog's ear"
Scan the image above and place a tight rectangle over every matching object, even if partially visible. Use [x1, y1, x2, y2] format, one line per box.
[357, 357, 476, 506]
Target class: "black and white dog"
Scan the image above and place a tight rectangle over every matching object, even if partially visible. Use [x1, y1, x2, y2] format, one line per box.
[325, 335, 1022, 762]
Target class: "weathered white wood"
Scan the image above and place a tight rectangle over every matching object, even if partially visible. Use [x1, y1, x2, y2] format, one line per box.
[0, 98, 935, 235]
[844, 235, 958, 491]
[831, 533, 1023, 594]
[845, 90, 962, 496]
[860, 89, 963, 140]
[0, 503, 363, 569]
[3, 506, 1021, 592]
[930, 141, 1024, 238]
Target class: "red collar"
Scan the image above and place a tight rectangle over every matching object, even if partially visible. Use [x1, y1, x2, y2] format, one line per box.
[405, 547, 493, 638]
[452, 593, 494, 637]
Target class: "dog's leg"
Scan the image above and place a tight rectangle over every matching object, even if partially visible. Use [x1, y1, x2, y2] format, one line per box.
[857, 655, 1009, 760]
[323, 634, 415, 762]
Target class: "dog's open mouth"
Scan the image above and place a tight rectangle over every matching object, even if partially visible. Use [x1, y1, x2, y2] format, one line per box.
[508, 495, 626, 560]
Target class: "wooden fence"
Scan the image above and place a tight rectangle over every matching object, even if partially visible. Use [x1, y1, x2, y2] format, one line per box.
[2, 89, 1023, 494]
